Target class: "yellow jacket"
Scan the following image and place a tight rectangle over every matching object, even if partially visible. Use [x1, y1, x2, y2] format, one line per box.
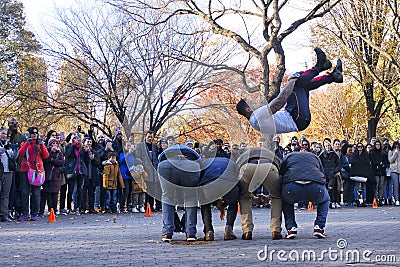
[102, 161, 125, 190]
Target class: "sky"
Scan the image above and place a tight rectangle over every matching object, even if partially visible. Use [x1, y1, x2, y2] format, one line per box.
[20, 0, 314, 72]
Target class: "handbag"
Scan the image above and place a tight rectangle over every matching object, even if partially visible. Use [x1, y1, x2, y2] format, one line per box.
[26, 145, 45, 186]
[349, 176, 367, 183]
[5, 150, 17, 171]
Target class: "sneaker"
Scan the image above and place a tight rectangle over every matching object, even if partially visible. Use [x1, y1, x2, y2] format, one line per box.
[60, 208, 69, 215]
[18, 215, 30, 221]
[30, 215, 38, 221]
[186, 235, 196, 242]
[396, 201, 400, 206]
[132, 207, 139, 213]
[313, 225, 326, 238]
[335, 203, 341, 208]
[139, 207, 145, 213]
[162, 234, 172, 243]
[314, 47, 332, 71]
[286, 227, 297, 239]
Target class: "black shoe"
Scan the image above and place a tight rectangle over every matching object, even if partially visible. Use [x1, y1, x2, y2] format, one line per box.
[314, 47, 332, 71]
[1, 216, 14, 222]
[330, 59, 343, 83]
[7, 212, 15, 221]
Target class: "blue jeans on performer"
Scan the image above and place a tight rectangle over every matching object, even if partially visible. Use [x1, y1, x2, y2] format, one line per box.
[282, 181, 329, 230]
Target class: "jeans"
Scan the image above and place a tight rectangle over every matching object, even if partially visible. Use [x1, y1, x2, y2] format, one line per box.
[94, 186, 100, 208]
[105, 189, 117, 211]
[353, 182, 366, 202]
[390, 172, 400, 201]
[375, 176, 385, 199]
[158, 159, 200, 236]
[20, 172, 41, 216]
[66, 174, 83, 211]
[132, 192, 145, 207]
[119, 179, 132, 209]
[282, 181, 330, 230]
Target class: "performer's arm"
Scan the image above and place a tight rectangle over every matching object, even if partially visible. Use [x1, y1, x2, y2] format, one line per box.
[268, 79, 297, 114]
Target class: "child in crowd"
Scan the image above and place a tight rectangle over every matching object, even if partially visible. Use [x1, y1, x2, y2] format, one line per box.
[102, 152, 125, 213]
[130, 164, 148, 213]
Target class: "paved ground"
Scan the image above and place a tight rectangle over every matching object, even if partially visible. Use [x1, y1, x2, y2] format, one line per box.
[0, 205, 399, 267]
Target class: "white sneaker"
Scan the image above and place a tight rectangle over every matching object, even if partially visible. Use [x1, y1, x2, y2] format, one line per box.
[139, 207, 146, 213]
[313, 225, 326, 238]
[395, 201, 400, 206]
[286, 227, 297, 239]
[132, 207, 139, 213]
[335, 203, 341, 208]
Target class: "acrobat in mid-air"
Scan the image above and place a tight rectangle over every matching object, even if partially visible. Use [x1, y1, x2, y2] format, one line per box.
[236, 48, 343, 134]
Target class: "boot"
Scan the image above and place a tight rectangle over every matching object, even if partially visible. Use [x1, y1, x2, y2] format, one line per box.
[314, 47, 332, 72]
[330, 59, 343, 83]
[224, 225, 237, 240]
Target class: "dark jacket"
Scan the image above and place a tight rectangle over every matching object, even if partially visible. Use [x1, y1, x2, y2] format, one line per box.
[280, 152, 326, 185]
[64, 143, 88, 176]
[319, 150, 341, 179]
[42, 150, 65, 193]
[82, 149, 101, 185]
[349, 151, 374, 179]
[370, 148, 386, 176]
[199, 157, 238, 186]
[135, 141, 158, 182]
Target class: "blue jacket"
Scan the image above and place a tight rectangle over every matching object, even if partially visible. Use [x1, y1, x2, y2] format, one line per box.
[199, 157, 238, 186]
[158, 145, 201, 162]
[118, 152, 132, 180]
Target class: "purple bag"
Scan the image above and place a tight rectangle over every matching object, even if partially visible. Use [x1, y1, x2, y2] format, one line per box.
[27, 168, 45, 186]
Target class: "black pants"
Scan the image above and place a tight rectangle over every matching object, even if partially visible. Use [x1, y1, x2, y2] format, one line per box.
[81, 177, 94, 211]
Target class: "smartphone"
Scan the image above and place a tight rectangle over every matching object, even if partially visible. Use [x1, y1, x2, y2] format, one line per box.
[60, 132, 65, 140]
[194, 142, 200, 149]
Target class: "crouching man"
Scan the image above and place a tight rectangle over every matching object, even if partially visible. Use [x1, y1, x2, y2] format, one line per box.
[280, 148, 329, 239]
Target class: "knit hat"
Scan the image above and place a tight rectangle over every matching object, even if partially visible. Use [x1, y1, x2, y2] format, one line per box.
[48, 138, 59, 147]
[185, 139, 194, 146]
[82, 136, 92, 143]
[71, 133, 80, 140]
[105, 138, 113, 144]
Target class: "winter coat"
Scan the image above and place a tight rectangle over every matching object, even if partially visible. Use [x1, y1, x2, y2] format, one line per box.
[319, 150, 341, 179]
[135, 141, 158, 182]
[18, 140, 50, 172]
[349, 151, 374, 179]
[64, 143, 88, 176]
[118, 152, 132, 180]
[82, 149, 101, 185]
[102, 160, 125, 190]
[42, 150, 65, 193]
[280, 152, 326, 185]
[199, 157, 238, 186]
[131, 167, 148, 194]
[370, 148, 386, 176]
[388, 149, 400, 174]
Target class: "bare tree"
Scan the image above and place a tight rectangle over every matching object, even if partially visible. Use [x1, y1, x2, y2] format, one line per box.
[109, 0, 341, 104]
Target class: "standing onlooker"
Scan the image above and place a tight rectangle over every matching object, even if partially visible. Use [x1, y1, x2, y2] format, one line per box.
[64, 133, 88, 214]
[319, 138, 341, 209]
[131, 163, 148, 213]
[118, 142, 133, 212]
[40, 138, 65, 216]
[381, 141, 391, 205]
[388, 141, 400, 206]
[135, 131, 161, 212]
[340, 144, 353, 205]
[102, 152, 125, 213]
[370, 140, 386, 204]
[18, 126, 49, 221]
[7, 118, 26, 220]
[349, 142, 374, 207]
[0, 127, 16, 222]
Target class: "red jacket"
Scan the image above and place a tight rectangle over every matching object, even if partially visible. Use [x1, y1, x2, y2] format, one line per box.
[18, 140, 50, 172]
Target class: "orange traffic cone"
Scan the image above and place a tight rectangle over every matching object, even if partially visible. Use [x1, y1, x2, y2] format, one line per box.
[48, 208, 56, 222]
[144, 203, 153, 217]
[307, 202, 314, 211]
[372, 198, 378, 208]
[237, 203, 240, 214]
